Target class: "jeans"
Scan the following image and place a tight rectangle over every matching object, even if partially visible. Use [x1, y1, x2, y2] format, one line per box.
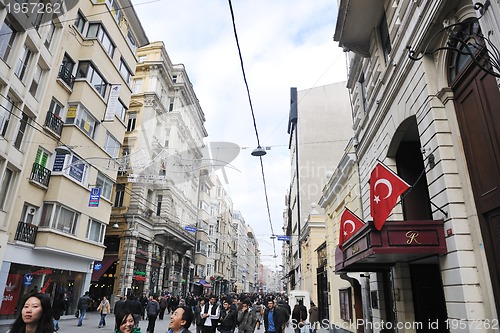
[99, 313, 107, 327]
[53, 319, 59, 331]
[77, 309, 87, 326]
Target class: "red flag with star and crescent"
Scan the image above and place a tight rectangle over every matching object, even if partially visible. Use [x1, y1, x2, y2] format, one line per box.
[339, 208, 365, 250]
[370, 162, 410, 230]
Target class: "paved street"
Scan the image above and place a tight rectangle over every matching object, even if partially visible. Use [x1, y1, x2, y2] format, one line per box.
[0, 311, 329, 333]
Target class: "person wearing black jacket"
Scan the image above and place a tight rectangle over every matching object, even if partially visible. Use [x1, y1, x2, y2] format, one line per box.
[217, 300, 238, 333]
[263, 299, 286, 333]
[291, 300, 307, 333]
[124, 295, 144, 326]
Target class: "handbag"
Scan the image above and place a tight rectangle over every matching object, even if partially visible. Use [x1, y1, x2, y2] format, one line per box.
[75, 309, 80, 318]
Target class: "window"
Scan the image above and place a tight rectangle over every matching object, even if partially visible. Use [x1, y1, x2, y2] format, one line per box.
[379, 12, 391, 64]
[58, 53, 75, 88]
[96, 172, 113, 200]
[156, 194, 162, 216]
[137, 55, 146, 63]
[33, 0, 44, 30]
[14, 112, 29, 150]
[86, 23, 115, 58]
[44, 21, 56, 49]
[126, 112, 136, 132]
[114, 184, 125, 207]
[65, 104, 98, 139]
[119, 58, 132, 85]
[40, 202, 79, 235]
[74, 12, 86, 33]
[52, 152, 89, 185]
[339, 288, 352, 321]
[196, 240, 206, 254]
[207, 244, 213, 256]
[87, 218, 105, 243]
[0, 96, 14, 137]
[168, 98, 174, 112]
[35, 148, 50, 168]
[21, 204, 38, 225]
[104, 131, 120, 158]
[115, 99, 127, 123]
[0, 17, 17, 61]
[48, 98, 63, 117]
[208, 225, 214, 236]
[127, 29, 137, 53]
[0, 168, 14, 210]
[111, 0, 124, 25]
[358, 72, 367, 113]
[30, 63, 44, 97]
[172, 75, 177, 83]
[132, 78, 142, 94]
[15, 44, 32, 81]
[76, 61, 107, 97]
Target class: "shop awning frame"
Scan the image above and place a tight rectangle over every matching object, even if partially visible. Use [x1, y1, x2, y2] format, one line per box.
[335, 220, 447, 273]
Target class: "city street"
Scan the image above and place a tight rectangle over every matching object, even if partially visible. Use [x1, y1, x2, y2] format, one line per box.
[0, 311, 329, 333]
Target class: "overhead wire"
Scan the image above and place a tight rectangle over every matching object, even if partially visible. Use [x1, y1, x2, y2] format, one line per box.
[227, 0, 277, 259]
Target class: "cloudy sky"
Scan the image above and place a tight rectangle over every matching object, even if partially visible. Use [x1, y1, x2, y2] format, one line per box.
[133, 0, 347, 267]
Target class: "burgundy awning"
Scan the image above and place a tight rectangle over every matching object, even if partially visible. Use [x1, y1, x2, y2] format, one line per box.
[91, 256, 118, 281]
[335, 220, 447, 273]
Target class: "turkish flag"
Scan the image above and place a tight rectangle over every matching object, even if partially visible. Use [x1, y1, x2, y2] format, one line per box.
[370, 162, 410, 230]
[339, 208, 365, 250]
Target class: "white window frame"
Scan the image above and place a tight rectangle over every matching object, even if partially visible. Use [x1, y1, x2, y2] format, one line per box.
[0, 168, 14, 210]
[87, 218, 105, 243]
[96, 172, 113, 200]
[104, 131, 120, 158]
[52, 152, 90, 185]
[40, 202, 79, 235]
[65, 103, 98, 139]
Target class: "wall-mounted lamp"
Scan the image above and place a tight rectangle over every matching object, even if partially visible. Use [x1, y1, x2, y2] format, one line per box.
[112, 222, 120, 229]
[55, 145, 72, 154]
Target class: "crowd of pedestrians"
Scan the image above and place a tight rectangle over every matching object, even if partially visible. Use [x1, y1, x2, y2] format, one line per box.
[8, 290, 322, 333]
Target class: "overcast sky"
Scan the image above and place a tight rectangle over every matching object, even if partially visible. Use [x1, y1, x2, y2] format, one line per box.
[133, 0, 348, 268]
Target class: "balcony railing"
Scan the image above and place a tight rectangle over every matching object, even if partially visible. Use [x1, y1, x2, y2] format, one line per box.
[15, 222, 38, 244]
[57, 65, 75, 88]
[29, 163, 51, 188]
[44, 111, 64, 136]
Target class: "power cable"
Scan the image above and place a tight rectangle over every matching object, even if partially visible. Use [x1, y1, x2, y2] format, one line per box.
[227, 0, 278, 259]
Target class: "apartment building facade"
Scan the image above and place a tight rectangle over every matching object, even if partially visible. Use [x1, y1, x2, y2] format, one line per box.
[103, 41, 207, 299]
[0, 0, 148, 317]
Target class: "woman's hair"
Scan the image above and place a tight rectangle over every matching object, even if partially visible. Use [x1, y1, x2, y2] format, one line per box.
[10, 293, 54, 333]
[115, 310, 137, 329]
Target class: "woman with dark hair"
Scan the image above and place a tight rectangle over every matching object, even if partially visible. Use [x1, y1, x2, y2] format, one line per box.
[114, 310, 142, 333]
[9, 293, 55, 333]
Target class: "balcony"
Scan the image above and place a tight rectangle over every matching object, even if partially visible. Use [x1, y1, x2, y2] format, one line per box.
[15, 222, 38, 244]
[57, 65, 75, 88]
[29, 163, 51, 188]
[44, 111, 64, 136]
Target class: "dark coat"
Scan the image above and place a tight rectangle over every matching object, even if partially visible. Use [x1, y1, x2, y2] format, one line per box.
[263, 307, 286, 333]
[291, 304, 307, 323]
[77, 294, 91, 311]
[52, 296, 66, 320]
[218, 308, 238, 331]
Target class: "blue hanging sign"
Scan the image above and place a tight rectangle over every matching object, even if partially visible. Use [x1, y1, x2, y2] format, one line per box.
[277, 235, 290, 241]
[89, 187, 101, 207]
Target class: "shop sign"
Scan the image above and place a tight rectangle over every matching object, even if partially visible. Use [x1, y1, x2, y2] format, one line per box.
[0, 274, 22, 315]
[23, 273, 33, 286]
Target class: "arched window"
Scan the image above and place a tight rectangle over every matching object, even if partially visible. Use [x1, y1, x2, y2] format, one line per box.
[448, 19, 485, 82]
